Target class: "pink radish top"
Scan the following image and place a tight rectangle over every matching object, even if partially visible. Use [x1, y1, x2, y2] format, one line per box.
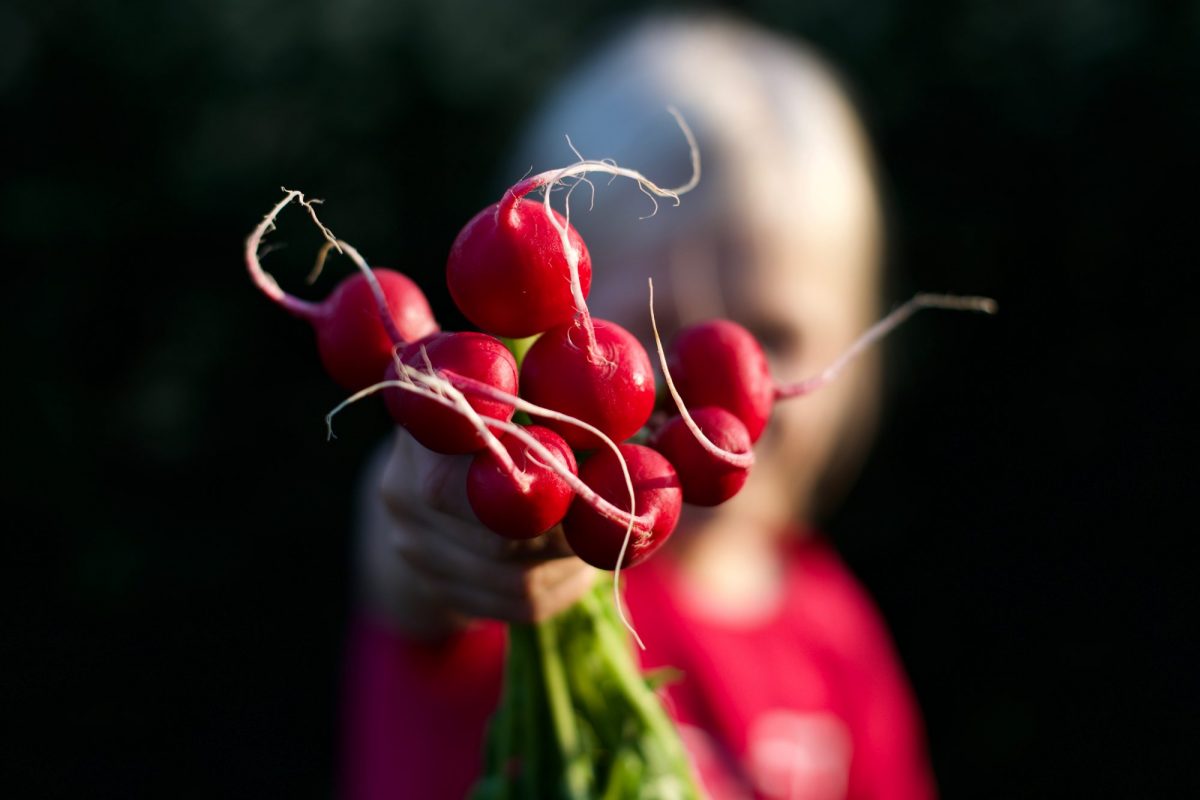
[340, 535, 936, 800]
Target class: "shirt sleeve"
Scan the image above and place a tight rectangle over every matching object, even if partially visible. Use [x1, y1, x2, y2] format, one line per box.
[339, 614, 505, 800]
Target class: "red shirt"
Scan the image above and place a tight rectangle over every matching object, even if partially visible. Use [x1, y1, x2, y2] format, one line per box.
[341, 536, 935, 799]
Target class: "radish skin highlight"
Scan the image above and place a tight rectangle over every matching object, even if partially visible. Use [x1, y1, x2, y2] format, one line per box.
[652, 408, 753, 506]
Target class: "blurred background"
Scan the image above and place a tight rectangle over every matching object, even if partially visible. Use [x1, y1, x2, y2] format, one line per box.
[5, 0, 1196, 796]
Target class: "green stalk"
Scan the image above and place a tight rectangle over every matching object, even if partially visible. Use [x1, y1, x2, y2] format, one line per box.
[536, 619, 593, 799]
[474, 583, 701, 799]
[579, 589, 702, 798]
[474, 626, 522, 800]
[509, 624, 543, 796]
[493, 646, 515, 800]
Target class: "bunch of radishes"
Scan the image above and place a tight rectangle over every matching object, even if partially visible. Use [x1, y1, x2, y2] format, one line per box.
[246, 177, 993, 585]
[245, 134, 993, 798]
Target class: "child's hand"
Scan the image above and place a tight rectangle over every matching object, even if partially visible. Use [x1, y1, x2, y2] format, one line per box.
[361, 431, 597, 637]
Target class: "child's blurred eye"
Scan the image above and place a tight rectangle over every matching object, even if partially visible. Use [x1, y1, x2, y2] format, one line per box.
[749, 320, 803, 362]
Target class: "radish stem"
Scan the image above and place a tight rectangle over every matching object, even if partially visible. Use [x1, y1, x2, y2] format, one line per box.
[775, 292, 998, 400]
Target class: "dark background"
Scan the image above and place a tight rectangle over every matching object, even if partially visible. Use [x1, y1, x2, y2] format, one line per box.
[5, 0, 1196, 796]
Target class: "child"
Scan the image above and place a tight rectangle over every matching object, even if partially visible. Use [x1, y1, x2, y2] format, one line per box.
[343, 14, 935, 800]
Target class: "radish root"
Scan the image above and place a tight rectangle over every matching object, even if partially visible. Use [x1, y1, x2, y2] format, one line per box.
[501, 109, 701, 363]
[245, 188, 407, 347]
[245, 189, 321, 320]
[775, 293, 998, 401]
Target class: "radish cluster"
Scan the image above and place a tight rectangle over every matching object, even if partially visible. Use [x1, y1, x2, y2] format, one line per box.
[246, 137, 993, 800]
[438, 167, 692, 570]
[246, 166, 995, 580]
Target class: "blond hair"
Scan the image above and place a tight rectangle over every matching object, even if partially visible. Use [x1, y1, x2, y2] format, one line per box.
[508, 13, 886, 518]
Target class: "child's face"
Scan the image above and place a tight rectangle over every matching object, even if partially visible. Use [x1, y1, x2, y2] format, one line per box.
[587, 210, 878, 527]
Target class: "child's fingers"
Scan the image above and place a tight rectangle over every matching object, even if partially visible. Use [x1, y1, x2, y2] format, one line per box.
[387, 500, 595, 622]
[381, 429, 477, 524]
[503, 527, 577, 561]
[384, 485, 511, 559]
[393, 514, 588, 601]
[425, 560, 596, 624]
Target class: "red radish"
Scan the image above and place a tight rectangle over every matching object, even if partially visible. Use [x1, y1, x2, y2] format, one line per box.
[448, 109, 700, 346]
[383, 332, 518, 455]
[666, 319, 774, 443]
[314, 269, 438, 391]
[519, 319, 656, 450]
[467, 425, 578, 540]
[650, 407, 752, 506]
[562, 444, 682, 570]
[447, 194, 592, 338]
[245, 189, 438, 390]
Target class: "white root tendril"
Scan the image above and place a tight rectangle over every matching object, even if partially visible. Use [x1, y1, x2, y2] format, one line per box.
[330, 353, 519, 484]
[245, 189, 318, 317]
[245, 188, 405, 346]
[415, 371, 526, 490]
[440, 376, 645, 531]
[648, 278, 755, 469]
[307, 240, 339, 284]
[295, 193, 340, 253]
[523, 109, 700, 361]
[775, 293, 998, 400]
[295, 200, 406, 347]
